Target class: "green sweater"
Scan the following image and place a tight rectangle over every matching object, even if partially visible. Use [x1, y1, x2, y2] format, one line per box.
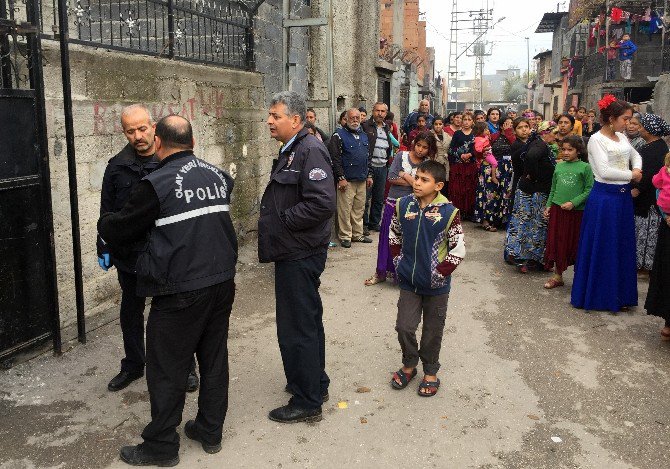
[546, 160, 594, 210]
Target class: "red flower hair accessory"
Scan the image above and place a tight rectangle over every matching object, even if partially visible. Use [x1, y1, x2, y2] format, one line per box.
[598, 94, 617, 110]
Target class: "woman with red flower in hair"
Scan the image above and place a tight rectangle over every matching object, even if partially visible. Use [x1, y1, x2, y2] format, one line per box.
[571, 95, 643, 312]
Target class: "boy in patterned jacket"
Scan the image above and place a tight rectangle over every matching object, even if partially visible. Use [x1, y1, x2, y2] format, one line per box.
[388, 160, 466, 397]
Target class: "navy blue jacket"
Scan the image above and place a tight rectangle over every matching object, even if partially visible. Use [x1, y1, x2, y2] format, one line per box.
[327, 125, 372, 181]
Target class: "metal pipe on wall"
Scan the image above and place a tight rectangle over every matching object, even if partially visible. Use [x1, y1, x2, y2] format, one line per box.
[282, 0, 290, 90]
[57, 0, 87, 344]
[324, 0, 336, 132]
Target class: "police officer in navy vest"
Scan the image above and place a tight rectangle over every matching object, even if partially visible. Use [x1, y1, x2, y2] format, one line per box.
[98, 115, 237, 466]
[328, 108, 374, 248]
[98, 104, 199, 394]
[259, 91, 336, 423]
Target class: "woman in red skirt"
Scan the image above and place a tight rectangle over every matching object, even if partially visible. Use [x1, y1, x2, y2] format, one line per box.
[448, 112, 478, 218]
[543, 136, 594, 289]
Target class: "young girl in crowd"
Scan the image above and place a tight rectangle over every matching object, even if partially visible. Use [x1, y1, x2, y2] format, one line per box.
[543, 136, 594, 289]
[431, 115, 451, 195]
[572, 95, 642, 312]
[652, 153, 670, 221]
[472, 122, 500, 184]
[364, 132, 437, 286]
[408, 115, 428, 149]
[448, 112, 478, 219]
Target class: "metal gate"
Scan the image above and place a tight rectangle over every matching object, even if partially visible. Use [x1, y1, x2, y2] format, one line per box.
[0, 0, 60, 358]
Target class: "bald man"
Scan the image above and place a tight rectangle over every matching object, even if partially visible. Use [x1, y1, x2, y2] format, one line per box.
[98, 105, 199, 395]
[402, 99, 434, 137]
[99, 115, 237, 465]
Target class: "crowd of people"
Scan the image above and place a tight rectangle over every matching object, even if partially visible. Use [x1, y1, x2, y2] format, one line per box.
[94, 92, 670, 466]
[340, 97, 670, 344]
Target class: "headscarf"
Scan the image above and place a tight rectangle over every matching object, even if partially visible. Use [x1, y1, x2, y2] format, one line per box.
[537, 120, 557, 134]
[639, 113, 670, 137]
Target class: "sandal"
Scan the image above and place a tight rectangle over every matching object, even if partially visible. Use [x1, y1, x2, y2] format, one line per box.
[390, 368, 417, 390]
[544, 278, 565, 289]
[364, 274, 386, 286]
[484, 225, 498, 232]
[661, 327, 670, 341]
[417, 378, 440, 397]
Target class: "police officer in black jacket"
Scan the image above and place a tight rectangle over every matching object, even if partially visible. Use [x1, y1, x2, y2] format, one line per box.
[98, 115, 237, 466]
[259, 91, 336, 423]
[98, 104, 199, 393]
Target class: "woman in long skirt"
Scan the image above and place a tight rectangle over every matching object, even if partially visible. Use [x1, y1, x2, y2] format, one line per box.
[474, 116, 517, 230]
[645, 216, 670, 340]
[632, 114, 670, 271]
[505, 121, 557, 272]
[571, 96, 643, 312]
[448, 112, 477, 219]
[364, 132, 436, 286]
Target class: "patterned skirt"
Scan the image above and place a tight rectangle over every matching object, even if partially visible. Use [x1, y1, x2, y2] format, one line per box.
[544, 205, 584, 274]
[635, 207, 662, 270]
[504, 190, 549, 264]
[448, 162, 478, 218]
[375, 197, 397, 280]
[473, 158, 514, 226]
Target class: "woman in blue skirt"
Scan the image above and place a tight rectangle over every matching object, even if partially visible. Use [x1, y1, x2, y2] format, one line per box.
[571, 95, 643, 312]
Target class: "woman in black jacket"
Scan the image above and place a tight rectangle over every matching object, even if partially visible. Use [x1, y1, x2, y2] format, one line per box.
[505, 121, 557, 272]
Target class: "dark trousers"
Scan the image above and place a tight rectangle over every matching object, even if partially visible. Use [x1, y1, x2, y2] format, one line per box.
[364, 165, 388, 229]
[141, 280, 235, 458]
[395, 289, 449, 376]
[275, 252, 329, 410]
[117, 270, 147, 373]
[116, 270, 196, 375]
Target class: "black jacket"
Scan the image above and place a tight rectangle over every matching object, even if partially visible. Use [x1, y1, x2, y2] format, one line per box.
[98, 144, 158, 272]
[633, 139, 669, 216]
[361, 118, 393, 160]
[518, 138, 555, 195]
[258, 128, 336, 263]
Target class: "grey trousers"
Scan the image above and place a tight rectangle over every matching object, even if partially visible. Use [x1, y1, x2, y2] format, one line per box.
[620, 59, 632, 80]
[395, 289, 449, 375]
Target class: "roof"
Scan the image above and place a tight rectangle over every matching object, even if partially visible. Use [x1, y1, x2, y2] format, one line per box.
[533, 50, 553, 60]
[534, 12, 568, 33]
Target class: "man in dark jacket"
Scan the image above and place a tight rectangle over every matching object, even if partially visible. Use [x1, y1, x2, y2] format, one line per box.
[402, 99, 434, 136]
[99, 115, 237, 466]
[328, 108, 373, 247]
[98, 104, 198, 393]
[259, 91, 336, 424]
[361, 102, 393, 232]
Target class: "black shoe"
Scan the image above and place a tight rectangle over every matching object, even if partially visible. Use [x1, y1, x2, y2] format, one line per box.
[184, 420, 221, 454]
[363, 227, 371, 236]
[370, 225, 381, 232]
[119, 445, 179, 467]
[340, 240, 351, 248]
[284, 384, 329, 402]
[268, 404, 322, 423]
[352, 235, 373, 243]
[108, 371, 144, 392]
[186, 370, 199, 393]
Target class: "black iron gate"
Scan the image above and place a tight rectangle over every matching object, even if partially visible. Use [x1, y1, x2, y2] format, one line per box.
[0, 0, 60, 358]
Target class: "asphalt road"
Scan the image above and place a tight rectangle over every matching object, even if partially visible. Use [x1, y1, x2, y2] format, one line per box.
[1, 224, 669, 468]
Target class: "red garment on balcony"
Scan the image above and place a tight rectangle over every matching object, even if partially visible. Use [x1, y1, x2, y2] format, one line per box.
[611, 7, 623, 24]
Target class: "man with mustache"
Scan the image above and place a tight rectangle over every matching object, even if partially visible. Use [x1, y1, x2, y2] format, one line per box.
[98, 104, 198, 393]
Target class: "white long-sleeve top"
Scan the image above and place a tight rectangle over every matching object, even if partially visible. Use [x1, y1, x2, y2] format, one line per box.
[587, 131, 642, 184]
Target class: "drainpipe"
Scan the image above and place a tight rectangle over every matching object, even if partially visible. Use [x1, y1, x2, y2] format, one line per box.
[57, 0, 86, 344]
[282, 0, 290, 89]
[324, 0, 336, 132]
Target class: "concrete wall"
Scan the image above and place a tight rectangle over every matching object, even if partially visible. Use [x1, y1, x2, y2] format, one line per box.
[652, 74, 670, 120]
[42, 42, 275, 327]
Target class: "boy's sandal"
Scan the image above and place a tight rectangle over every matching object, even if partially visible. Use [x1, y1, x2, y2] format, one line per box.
[661, 327, 670, 341]
[484, 225, 497, 232]
[364, 274, 386, 286]
[544, 278, 565, 289]
[417, 378, 440, 397]
[390, 368, 417, 390]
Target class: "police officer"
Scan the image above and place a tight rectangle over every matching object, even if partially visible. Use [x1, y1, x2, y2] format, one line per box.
[259, 91, 336, 423]
[98, 115, 237, 466]
[98, 104, 199, 393]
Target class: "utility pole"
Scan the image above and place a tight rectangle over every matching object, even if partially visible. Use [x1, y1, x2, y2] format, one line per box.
[526, 37, 531, 107]
[448, 0, 459, 111]
[465, 4, 493, 110]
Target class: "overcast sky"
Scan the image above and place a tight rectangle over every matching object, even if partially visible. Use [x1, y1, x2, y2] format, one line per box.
[421, 0, 560, 78]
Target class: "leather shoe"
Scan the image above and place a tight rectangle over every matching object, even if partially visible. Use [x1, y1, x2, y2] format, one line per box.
[363, 227, 371, 236]
[340, 240, 351, 248]
[108, 371, 143, 392]
[268, 404, 322, 423]
[186, 370, 199, 393]
[184, 420, 221, 454]
[119, 444, 179, 467]
[284, 384, 329, 402]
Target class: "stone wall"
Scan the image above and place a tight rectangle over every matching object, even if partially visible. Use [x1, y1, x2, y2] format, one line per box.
[42, 42, 275, 327]
[652, 74, 670, 120]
